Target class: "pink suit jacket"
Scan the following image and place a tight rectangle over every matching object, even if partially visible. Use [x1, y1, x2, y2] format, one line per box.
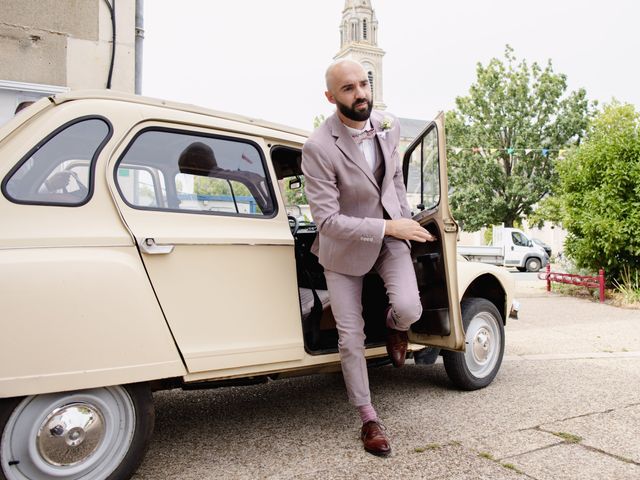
[301, 110, 413, 276]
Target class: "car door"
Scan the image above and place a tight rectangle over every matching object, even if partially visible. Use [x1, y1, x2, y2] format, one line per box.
[505, 229, 531, 266]
[403, 112, 465, 351]
[108, 121, 305, 375]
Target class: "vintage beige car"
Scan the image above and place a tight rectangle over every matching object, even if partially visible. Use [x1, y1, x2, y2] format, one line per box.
[0, 91, 516, 480]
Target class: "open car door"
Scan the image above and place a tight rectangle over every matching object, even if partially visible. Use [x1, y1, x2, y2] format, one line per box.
[403, 112, 465, 351]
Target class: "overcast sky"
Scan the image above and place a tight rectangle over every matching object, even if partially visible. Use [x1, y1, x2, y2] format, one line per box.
[143, 0, 640, 131]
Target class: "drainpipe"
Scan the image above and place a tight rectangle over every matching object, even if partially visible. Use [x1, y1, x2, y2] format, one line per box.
[135, 0, 144, 94]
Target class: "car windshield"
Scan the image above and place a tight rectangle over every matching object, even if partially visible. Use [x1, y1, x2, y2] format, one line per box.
[279, 176, 313, 225]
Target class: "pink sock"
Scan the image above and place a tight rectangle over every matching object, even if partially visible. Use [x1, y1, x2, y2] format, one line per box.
[358, 404, 378, 424]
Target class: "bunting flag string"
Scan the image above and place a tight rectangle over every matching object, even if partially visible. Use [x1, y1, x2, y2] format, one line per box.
[447, 146, 567, 157]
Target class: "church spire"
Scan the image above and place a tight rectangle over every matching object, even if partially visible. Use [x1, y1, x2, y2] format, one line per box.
[343, 0, 372, 10]
[335, 0, 386, 110]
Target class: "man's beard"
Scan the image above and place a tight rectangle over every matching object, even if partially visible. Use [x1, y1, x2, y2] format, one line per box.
[336, 98, 372, 122]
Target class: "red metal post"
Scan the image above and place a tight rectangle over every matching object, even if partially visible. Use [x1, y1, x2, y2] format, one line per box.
[546, 263, 551, 292]
[599, 268, 605, 303]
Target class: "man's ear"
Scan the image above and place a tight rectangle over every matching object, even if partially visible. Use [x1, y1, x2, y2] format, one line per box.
[325, 91, 336, 105]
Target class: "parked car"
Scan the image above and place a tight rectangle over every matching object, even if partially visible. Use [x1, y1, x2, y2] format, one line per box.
[0, 91, 516, 480]
[458, 227, 549, 272]
[531, 238, 552, 258]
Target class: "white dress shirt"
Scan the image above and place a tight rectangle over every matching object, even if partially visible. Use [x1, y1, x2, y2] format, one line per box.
[345, 120, 377, 171]
[344, 120, 386, 239]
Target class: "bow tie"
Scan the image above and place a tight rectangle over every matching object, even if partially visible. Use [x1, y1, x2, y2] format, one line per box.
[352, 128, 376, 145]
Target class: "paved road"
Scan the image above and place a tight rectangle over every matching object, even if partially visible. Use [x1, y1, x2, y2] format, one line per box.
[509, 270, 542, 281]
[133, 281, 640, 479]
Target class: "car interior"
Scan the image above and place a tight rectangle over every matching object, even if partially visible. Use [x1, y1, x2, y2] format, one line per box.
[270, 145, 452, 355]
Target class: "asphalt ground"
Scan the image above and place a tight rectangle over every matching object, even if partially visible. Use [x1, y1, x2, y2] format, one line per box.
[133, 277, 640, 479]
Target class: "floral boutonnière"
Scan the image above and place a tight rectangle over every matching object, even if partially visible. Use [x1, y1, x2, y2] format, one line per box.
[377, 116, 393, 139]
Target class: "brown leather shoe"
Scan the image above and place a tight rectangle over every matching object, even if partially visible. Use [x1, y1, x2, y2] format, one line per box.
[361, 420, 391, 456]
[386, 327, 408, 368]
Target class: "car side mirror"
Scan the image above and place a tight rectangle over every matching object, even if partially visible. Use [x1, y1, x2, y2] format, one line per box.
[528, 240, 533, 247]
[289, 176, 302, 190]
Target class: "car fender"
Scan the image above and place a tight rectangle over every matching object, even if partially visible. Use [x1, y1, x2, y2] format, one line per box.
[0, 246, 186, 398]
[456, 260, 515, 322]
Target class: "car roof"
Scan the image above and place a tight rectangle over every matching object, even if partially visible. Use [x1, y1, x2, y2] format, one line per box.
[51, 90, 311, 140]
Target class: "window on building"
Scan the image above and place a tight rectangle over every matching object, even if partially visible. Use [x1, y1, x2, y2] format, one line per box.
[368, 71, 374, 97]
[116, 129, 275, 217]
[2, 118, 111, 205]
[363, 19, 368, 40]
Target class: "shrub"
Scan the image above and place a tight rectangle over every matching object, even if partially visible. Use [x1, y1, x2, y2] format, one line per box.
[558, 102, 640, 283]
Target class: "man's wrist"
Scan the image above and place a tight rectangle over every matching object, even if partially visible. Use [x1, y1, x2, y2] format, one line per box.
[384, 220, 394, 237]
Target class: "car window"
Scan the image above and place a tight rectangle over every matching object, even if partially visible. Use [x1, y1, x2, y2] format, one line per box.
[116, 129, 275, 217]
[2, 118, 111, 205]
[117, 165, 167, 208]
[512, 231, 528, 247]
[405, 125, 440, 214]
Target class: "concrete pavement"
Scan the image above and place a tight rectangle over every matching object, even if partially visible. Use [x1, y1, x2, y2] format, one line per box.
[133, 278, 640, 479]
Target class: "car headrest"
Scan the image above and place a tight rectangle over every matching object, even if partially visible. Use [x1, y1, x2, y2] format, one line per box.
[178, 142, 218, 176]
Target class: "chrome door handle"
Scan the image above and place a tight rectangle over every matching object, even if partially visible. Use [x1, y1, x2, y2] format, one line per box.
[139, 238, 174, 255]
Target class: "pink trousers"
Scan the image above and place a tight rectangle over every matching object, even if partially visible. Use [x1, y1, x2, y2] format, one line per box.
[324, 238, 422, 406]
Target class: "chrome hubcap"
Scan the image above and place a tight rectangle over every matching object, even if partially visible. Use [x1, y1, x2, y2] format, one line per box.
[472, 327, 491, 364]
[37, 403, 105, 466]
[465, 311, 501, 378]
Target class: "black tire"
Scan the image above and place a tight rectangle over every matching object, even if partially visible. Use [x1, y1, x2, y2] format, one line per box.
[516, 266, 527, 272]
[1, 383, 154, 480]
[525, 257, 542, 272]
[442, 298, 505, 390]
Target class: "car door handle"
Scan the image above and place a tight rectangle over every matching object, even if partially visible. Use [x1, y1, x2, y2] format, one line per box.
[139, 238, 174, 255]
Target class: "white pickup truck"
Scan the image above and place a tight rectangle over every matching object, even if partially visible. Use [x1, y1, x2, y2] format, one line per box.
[458, 227, 549, 272]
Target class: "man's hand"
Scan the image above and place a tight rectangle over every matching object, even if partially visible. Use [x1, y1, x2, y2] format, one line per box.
[385, 218, 437, 242]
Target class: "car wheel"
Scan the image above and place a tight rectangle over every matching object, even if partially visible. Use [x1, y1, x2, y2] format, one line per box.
[525, 257, 541, 272]
[0, 383, 154, 480]
[442, 298, 505, 390]
[516, 267, 527, 272]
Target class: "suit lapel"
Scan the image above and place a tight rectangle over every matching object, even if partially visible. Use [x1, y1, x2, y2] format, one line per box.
[371, 112, 394, 191]
[329, 114, 379, 190]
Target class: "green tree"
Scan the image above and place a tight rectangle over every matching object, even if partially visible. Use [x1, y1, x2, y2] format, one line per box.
[194, 176, 251, 197]
[557, 102, 640, 282]
[446, 46, 594, 230]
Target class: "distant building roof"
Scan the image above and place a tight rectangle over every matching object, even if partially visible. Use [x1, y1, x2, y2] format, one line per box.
[399, 117, 428, 140]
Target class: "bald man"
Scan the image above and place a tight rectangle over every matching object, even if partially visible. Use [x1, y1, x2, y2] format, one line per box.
[302, 59, 435, 456]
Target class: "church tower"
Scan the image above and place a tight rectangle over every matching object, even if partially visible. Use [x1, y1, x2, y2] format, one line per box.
[334, 0, 386, 110]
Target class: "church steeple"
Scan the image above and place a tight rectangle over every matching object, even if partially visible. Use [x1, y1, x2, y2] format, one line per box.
[335, 0, 386, 110]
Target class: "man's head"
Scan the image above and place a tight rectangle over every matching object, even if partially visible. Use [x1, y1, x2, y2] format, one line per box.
[325, 59, 372, 126]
